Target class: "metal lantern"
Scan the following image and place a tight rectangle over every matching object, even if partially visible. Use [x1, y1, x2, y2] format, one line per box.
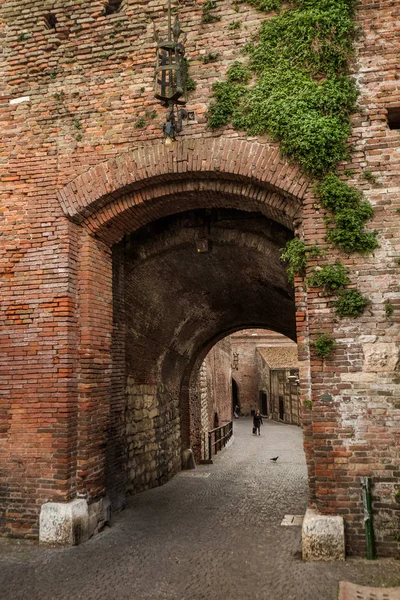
[154, 0, 187, 107]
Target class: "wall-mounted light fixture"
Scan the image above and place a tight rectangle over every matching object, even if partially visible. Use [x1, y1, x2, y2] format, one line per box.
[154, 0, 188, 144]
[232, 352, 239, 371]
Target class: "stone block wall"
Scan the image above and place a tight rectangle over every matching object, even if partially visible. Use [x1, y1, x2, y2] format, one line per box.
[125, 381, 181, 494]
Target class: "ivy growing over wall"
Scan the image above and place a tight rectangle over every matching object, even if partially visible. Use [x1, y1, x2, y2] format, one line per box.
[208, 0, 377, 321]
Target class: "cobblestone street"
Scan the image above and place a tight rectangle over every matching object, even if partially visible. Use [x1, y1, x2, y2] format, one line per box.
[1, 419, 399, 600]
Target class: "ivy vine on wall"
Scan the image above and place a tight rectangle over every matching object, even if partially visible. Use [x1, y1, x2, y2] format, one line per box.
[207, 0, 377, 330]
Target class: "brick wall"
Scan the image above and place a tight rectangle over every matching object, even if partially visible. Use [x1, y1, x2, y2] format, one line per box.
[199, 337, 232, 458]
[0, 0, 399, 556]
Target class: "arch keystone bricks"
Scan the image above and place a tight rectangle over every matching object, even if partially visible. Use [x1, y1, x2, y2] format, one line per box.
[57, 138, 309, 226]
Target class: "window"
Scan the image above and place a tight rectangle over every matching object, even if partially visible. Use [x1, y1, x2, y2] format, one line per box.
[44, 14, 57, 29]
[387, 107, 400, 130]
[105, 0, 122, 15]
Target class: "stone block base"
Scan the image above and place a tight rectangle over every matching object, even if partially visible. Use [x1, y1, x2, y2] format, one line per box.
[182, 448, 196, 470]
[339, 581, 400, 600]
[39, 496, 111, 546]
[302, 508, 345, 561]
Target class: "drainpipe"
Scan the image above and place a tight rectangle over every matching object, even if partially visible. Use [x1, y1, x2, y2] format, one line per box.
[360, 476, 376, 559]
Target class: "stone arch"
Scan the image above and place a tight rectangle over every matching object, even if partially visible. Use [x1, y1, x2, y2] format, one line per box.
[58, 137, 313, 527]
[180, 324, 280, 459]
[57, 138, 310, 243]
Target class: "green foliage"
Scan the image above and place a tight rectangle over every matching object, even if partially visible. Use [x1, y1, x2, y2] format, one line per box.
[184, 59, 197, 93]
[135, 117, 146, 128]
[186, 76, 197, 92]
[201, 52, 220, 64]
[207, 62, 252, 129]
[307, 262, 350, 291]
[53, 91, 65, 101]
[310, 332, 336, 359]
[208, 0, 358, 178]
[318, 174, 378, 253]
[73, 119, 82, 130]
[202, 0, 221, 23]
[334, 288, 368, 318]
[280, 238, 307, 282]
[280, 239, 322, 282]
[360, 169, 378, 184]
[245, 0, 282, 11]
[249, 4, 355, 77]
[317, 173, 361, 211]
[209, 0, 378, 315]
[229, 20, 242, 30]
[227, 61, 251, 84]
[385, 300, 394, 318]
[303, 398, 312, 410]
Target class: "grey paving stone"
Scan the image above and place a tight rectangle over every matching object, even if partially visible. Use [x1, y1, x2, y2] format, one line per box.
[0, 419, 399, 600]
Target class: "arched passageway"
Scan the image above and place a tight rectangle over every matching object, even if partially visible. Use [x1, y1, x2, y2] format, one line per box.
[56, 137, 314, 536]
[109, 207, 297, 504]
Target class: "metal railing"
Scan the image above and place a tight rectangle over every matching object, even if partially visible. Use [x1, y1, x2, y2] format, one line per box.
[201, 420, 233, 464]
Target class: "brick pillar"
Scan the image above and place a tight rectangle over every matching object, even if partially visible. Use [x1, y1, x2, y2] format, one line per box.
[295, 276, 315, 505]
[76, 232, 113, 501]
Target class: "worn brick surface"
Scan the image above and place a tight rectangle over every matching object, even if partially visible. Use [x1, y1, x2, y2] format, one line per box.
[0, 0, 399, 556]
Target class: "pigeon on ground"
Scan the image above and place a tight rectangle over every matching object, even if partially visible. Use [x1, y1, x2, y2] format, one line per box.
[270, 456, 279, 462]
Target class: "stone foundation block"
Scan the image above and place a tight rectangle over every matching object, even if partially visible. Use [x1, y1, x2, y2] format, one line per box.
[40, 496, 111, 546]
[182, 448, 196, 470]
[302, 508, 345, 561]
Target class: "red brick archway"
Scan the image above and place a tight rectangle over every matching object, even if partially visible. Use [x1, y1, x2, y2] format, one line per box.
[57, 137, 313, 521]
[58, 138, 308, 242]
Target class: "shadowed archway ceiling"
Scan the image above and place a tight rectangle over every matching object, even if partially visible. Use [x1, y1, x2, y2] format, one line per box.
[118, 208, 296, 384]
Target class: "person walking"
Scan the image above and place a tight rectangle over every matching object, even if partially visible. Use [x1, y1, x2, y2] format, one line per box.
[253, 409, 263, 435]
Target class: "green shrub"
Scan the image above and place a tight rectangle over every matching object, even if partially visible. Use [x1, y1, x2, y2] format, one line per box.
[307, 262, 350, 292]
[318, 174, 378, 253]
[227, 61, 251, 84]
[334, 289, 368, 318]
[280, 239, 307, 282]
[385, 301, 394, 318]
[310, 333, 336, 359]
[201, 52, 220, 64]
[207, 81, 247, 129]
[208, 0, 358, 178]
[202, 0, 221, 23]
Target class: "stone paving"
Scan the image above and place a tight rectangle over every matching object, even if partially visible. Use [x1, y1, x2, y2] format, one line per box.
[1, 419, 399, 600]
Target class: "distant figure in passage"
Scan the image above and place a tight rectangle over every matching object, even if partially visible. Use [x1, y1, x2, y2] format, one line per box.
[234, 405, 240, 419]
[253, 409, 263, 435]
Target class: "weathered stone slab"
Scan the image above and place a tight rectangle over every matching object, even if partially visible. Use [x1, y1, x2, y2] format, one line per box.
[182, 448, 196, 470]
[339, 581, 400, 600]
[302, 508, 345, 561]
[363, 343, 399, 372]
[40, 497, 110, 546]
